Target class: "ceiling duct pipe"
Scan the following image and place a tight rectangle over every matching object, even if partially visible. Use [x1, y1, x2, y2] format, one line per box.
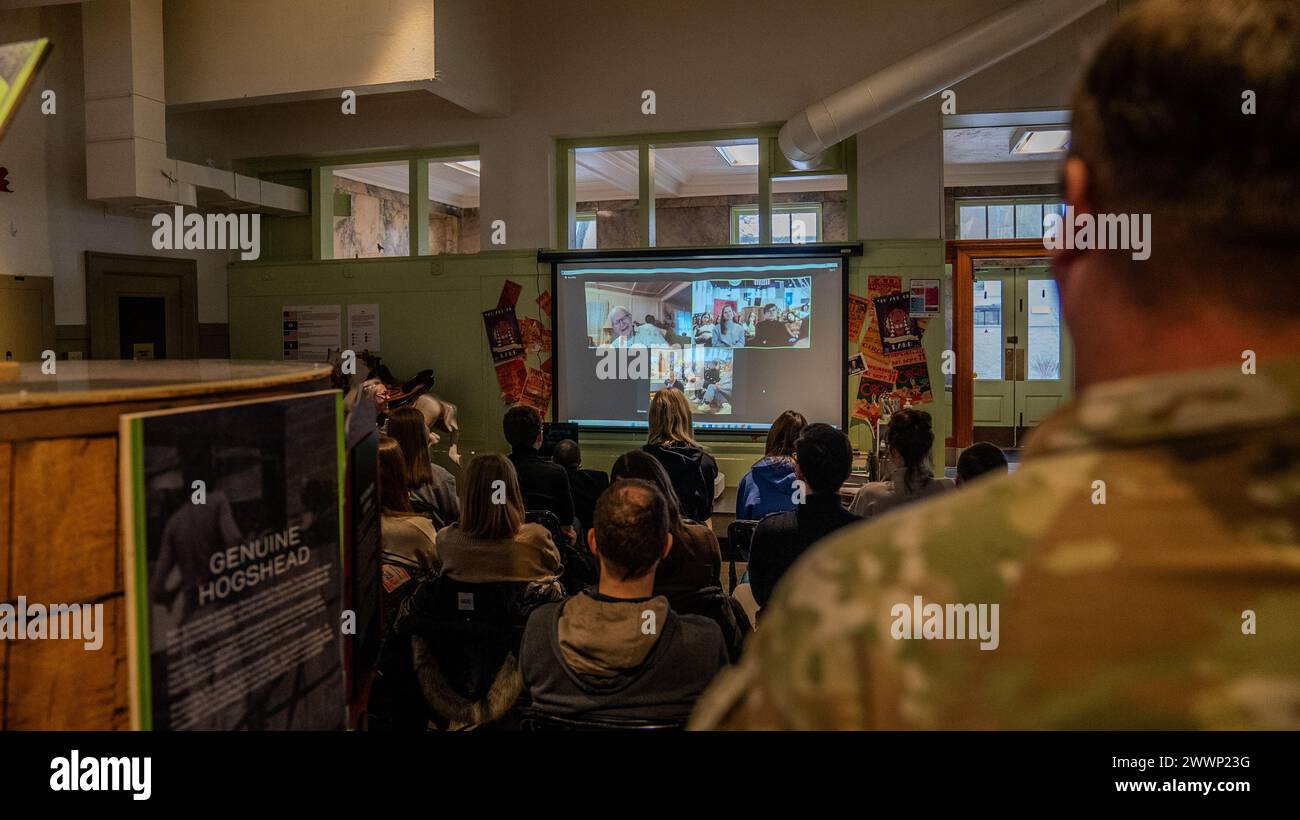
[778, 0, 1105, 169]
[81, 0, 306, 214]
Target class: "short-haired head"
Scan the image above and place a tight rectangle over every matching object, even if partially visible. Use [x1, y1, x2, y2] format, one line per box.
[793, 423, 853, 496]
[592, 479, 671, 582]
[957, 442, 1008, 485]
[551, 438, 581, 469]
[503, 405, 542, 452]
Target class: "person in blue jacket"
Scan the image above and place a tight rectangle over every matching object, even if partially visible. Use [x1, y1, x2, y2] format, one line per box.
[735, 410, 806, 520]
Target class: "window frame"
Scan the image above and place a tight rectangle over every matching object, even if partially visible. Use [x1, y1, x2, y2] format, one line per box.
[955, 196, 1064, 241]
[556, 128, 855, 250]
[239, 145, 480, 261]
[730, 202, 824, 245]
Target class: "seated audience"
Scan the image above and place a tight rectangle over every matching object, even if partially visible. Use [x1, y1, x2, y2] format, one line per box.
[519, 479, 728, 723]
[849, 408, 953, 517]
[643, 388, 719, 524]
[956, 442, 1009, 486]
[551, 438, 609, 537]
[377, 436, 441, 580]
[747, 423, 859, 610]
[611, 450, 721, 595]
[436, 453, 561, 583]
[387, 406, 460, 528]
[503, 405, 577, 544]
[736, 410, 806, 520]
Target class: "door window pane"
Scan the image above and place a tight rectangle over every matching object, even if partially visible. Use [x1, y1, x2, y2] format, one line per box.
[575, 213, 598, 249]
[1026, 279, 1061, 380]
[973, 279, 1003, 380]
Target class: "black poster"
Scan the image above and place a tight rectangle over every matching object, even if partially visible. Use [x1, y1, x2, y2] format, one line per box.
[122, 391, 346, 730]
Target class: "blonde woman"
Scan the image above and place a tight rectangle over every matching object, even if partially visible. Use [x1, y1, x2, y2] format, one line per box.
[642, 388, 720, 523]
[435, 453, 561, 583]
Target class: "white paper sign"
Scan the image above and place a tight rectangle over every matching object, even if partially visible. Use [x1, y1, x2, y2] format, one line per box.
[348, 304, 381, 353]
[282, 304, 341, 362]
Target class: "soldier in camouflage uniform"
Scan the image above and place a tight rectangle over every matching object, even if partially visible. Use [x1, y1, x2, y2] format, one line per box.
[691, 0, 1300, 730]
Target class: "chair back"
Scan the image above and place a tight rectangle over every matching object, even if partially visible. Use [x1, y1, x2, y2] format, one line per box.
[527, 508, 598, 594]
[725, 519, 760, 591]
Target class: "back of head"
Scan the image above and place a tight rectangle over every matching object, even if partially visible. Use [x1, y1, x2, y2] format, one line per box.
[593, 479, 670, 582]
[551, 438, 581, 470]
[957, 442, 1008, 484]
[377, 436, 414, 515]
[459, 452, 524, 539]
[610, 449, 683, 524]
[887, 409, 934, 491]
[387, 406, 433, 487]
[1070, 0, 1300, 311]
[503, 405, 542, 452]
[794, 423, 853, 496]
[647, 388, 696, 446]
[765, 410, 807, 459]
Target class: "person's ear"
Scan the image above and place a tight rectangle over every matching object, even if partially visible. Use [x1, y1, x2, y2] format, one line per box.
[586, 528, 598, 556]
[1063, 156, 1093, 214]
[793, 458, 805, 482]
[661, 531, 674, 560]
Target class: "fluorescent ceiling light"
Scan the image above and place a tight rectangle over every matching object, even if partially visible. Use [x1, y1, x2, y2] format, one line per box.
[716, 144, 759, 167]
[1010, 128, 1071, 155]
[447, 160, 480, 176]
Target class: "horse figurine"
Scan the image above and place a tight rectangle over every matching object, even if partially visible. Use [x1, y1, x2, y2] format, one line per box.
[330, 349, 462, 464]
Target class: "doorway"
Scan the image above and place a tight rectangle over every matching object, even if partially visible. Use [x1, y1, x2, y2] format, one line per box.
[85, 252, 197, 360]
[971, 259, 1073, 448]
[951, 239, 1074, 450]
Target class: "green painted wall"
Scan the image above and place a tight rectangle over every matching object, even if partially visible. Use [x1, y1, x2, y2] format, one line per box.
[226, 240, 949, 485]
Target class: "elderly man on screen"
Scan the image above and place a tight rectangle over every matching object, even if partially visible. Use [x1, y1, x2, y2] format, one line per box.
[603, 305, 669, 348]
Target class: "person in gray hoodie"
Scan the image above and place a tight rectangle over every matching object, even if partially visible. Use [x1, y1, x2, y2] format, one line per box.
[519, 479, 728, 724]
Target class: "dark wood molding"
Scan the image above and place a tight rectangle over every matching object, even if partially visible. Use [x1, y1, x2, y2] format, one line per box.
[84, 251, 199, 360]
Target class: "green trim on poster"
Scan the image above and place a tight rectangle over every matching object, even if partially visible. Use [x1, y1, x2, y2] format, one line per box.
[130, 418, 154, 730]
[335, 393, 346, 569]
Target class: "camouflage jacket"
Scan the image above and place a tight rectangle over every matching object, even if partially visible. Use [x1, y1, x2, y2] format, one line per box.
[691, 357, 1300, 729]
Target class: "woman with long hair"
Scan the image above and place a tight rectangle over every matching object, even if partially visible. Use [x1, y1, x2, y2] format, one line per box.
[643, 388, 720, 524]
[849, 408, 953, 517]
[377, 436, 440, 579]
[610, 450, 721, 594]
[434, 453, 561, 583]
[711, 303, 748, 348]
[735, 409, 807, 520]
[386, 406, 460, 528]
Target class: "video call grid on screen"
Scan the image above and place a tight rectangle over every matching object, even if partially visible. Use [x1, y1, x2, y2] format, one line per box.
[555, 257, 846, 432]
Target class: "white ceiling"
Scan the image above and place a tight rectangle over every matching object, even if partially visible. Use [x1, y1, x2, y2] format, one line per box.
[334, 161, 480, 209]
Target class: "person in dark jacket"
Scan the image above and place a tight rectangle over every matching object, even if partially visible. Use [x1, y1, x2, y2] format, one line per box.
[642, 388, 719, 523]
[519, 479, 727, 724]
[550, 438, 609, 538]
[503, 405, 576, 545]
[747, 423, 860, 610]
[610, 450, 721, 595]
[736, 410, 806, 520]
